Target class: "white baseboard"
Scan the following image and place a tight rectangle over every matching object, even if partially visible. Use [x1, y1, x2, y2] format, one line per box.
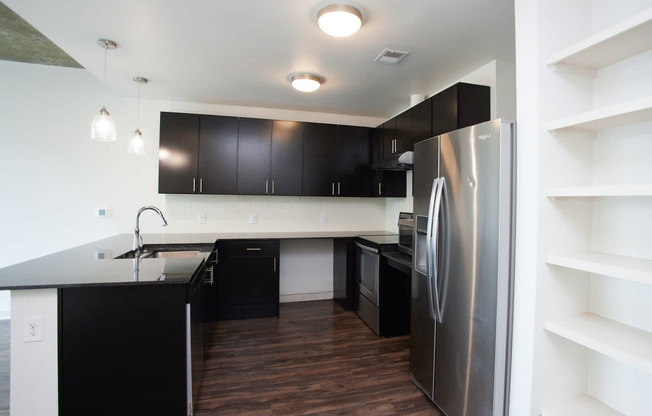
[280, 291, 333, 303]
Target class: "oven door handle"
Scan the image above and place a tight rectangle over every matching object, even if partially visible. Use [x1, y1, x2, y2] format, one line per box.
[355, 241, 379, 254]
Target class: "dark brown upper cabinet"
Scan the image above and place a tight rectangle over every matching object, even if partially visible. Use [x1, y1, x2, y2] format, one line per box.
[302, 123, 338, 197]
[159, 112, 238, 195]
[432, 82, 490, 136]
[382, 117, 397, 158]
[198, 115, 238, 194]
[159, 112, 200, 194]
[270, 120, 303, 196]
[236, 118, 273, 195]
[336, 125, 371, 197]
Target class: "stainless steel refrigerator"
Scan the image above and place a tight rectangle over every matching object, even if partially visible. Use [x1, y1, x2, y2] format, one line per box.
[410, 119, 515, 416]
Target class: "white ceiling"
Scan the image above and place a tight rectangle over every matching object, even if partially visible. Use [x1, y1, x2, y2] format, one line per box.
[3, 0, 515, 119]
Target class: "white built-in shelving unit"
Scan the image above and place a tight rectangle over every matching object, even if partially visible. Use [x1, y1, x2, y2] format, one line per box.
[533, 2, 652, 415]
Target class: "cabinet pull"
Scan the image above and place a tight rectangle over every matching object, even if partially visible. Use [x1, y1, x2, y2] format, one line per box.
[338, 182, 341, 195]
[193, 178, 196, 192]
[199, 178, 203, 193]
[378, 182, 382, 196]
[246, 247, 262, 251]
[265, 180, 269, 194]
[332, 182, 335, 196]
[274, 257, 277, 272]
[272, 180, 275, 194]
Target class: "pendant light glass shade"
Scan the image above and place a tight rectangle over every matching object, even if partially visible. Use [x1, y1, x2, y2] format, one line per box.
[128, 76, 148, 155]
[318, 4, 362, 37]
[128, 128, 145, 155]
[91, 106, 116, 141]
[91, 39, 117, 141]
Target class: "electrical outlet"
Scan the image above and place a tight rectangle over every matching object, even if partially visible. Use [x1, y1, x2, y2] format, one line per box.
[198, 212, 206, 224]
[320, 213, 328, 224]
[23, 316, 43, 342]
[249, 213, 257, 224]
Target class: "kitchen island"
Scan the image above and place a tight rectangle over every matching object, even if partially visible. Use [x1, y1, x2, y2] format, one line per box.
[0, 230, 387, 416]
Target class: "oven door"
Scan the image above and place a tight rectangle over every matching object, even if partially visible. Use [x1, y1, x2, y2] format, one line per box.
[355, 241, 380, 306]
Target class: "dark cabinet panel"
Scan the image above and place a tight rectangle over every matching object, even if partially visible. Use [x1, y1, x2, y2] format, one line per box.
[158, 112, 199, 194]
[271, 120, 303, 195]
[382, 117, 397, 157]
[411, 98, 433, 146]
[214, 240, 280, 320]
[396, 110, 411, 153]
[302, 123, 338, 196]
[198, 115, 238, 194]
[432, 82, 490, 136]
[337, 125, 371, 197]
[59, 285, 188, 416]
[237, 118, 273, 195]
[334, 238, 355, 311]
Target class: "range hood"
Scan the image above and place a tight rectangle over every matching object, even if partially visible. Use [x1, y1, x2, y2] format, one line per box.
[372, 151, 413, 170]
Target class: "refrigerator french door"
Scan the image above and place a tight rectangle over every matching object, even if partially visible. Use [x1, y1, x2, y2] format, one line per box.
[410, 119, 515, 416]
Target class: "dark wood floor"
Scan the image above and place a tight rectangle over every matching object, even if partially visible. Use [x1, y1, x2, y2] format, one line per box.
[195, 300, 441, 415]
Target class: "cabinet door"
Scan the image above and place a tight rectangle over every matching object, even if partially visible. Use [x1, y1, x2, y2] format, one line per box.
[382, 117, 397, 157]
[396, 110, 412, 153]
[271, 120, 303, 195]
[198, 115, 238, 194]
[337, 125, 371, 197]
[432, 85, 458, 136]
[302, 123, 337, 196]
[411, 98, 433, 145]
[237, 118, 273, 195]
[457, 83, 491, 129]
[158, 112, 199, 194]
[215, 240, 280, 320]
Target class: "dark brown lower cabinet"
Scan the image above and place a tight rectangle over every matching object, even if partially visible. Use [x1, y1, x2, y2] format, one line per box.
[213, 239, 280, 320]
[58, 282, 201, 416]
[333, 238, 356, 311]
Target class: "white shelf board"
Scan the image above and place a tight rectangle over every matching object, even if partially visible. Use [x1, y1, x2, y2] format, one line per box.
[546, 184, 652, 198]
[541, 394, 624, 416]
[547, 96, 652, 132]
[545, 313, 652, 374]
[547, 251, 652, 286]
[547, 7, 652, 69]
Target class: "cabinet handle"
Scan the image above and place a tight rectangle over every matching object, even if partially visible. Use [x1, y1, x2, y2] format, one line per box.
[332, 182, 335, 196]
[274, 257, 277, 272]
[265, 180, 269, 194]
[338, 182, 341, 195]
[199, 178, 203, 193]
[272, 180, 275, 194]
[378, 182, 382, 196]
[193, 178, 196, 192]
[246, 247, 262, 251]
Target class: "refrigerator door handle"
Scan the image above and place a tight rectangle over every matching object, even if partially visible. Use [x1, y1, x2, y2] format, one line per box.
[431, 177, 446, 323]
[425, 178, 439, 320]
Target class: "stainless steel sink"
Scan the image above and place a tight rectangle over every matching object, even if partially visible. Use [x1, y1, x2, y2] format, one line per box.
[114, 245, 212, 259]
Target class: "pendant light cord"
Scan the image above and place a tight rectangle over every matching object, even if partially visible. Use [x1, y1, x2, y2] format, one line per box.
[136, 81, 141, 129]
[102, 44, 108, 106]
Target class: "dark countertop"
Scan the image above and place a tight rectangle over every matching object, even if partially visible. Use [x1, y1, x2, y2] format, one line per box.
[0, 230, 389, 290]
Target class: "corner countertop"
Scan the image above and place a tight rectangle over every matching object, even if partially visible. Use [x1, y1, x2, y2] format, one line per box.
[0, 230, 389, 290]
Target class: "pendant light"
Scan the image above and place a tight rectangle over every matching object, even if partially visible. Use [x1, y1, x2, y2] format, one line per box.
[91, 39, 117, 141]
[128, 77, 148, 155]
[317, 4, 362, 37]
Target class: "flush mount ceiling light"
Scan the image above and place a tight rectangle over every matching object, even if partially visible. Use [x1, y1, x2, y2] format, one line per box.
[288, 73, 323, 93]
[128, 77, 148, 155]
[91, 39, 117, 141]
[317, 4, 362, 37]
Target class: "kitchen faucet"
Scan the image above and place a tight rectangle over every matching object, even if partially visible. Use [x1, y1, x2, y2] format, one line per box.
[133, 206, 168, 252]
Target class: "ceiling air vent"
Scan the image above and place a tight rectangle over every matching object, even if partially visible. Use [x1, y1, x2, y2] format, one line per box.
[374, 49, 410, 64]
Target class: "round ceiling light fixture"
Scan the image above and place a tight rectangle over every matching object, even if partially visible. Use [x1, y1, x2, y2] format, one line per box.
[317, 4, 362, 37]
[288, 73, 323, 93]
